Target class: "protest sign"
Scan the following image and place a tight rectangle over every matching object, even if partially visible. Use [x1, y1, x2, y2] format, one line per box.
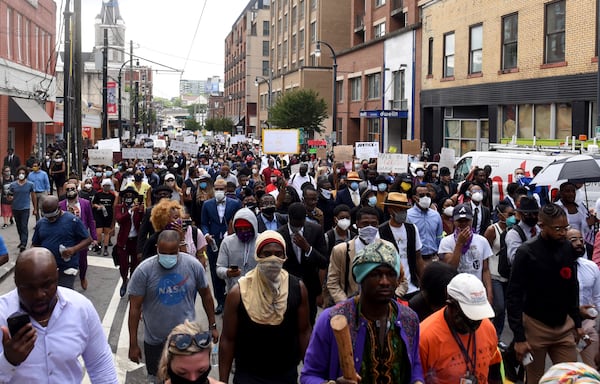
[377, 153, 409, 173]
[355, 142, 379, 160]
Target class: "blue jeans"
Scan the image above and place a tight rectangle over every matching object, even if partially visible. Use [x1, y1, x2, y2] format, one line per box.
[13, 209, 29, 247]
[492, 278, 507, 338]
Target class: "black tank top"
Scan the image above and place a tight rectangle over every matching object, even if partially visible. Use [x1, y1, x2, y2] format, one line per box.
[235, 275, 301, 380]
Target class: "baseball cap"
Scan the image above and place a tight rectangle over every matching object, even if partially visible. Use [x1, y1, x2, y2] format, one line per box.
[101, 179, 112, 186]
[453, 204, 473, 221]
[447, 273, 495, 320]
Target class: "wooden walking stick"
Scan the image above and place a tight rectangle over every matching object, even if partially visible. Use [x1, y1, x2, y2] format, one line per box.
[330, 314, 358, 381]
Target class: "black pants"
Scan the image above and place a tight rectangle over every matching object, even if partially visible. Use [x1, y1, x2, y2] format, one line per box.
[207, 247, 226, 306]
[13, 209, 29, 247]
[144, 341, 165, 377]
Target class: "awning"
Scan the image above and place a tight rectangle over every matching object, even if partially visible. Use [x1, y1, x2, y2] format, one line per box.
[9, 97, 53, 122]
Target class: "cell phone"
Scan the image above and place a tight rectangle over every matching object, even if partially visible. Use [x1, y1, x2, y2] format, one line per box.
[522, 352, 534, 366]
[230, 265, 239, 271]
[7, 312, 30, 337]
[182, 219, 193, 230]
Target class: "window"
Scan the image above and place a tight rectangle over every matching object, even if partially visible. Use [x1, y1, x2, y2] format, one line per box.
[292, 34, 297, 52]
[263, 61, 270, 76]
[251, 22, 257, 36]
[310, 53, 317, 66]
[443, 32, 455, 77]
[292, 6, 297, 25]
[336, 80, 343, 102]
[500, 103, 572, 140]
[351, 77, 361, 101]
[299, 58, 304, 67]
[469, 24, 482, 74]
[545, 0, 565, 63]
[392, 70, 405, 108]
[427, 38, 433, 75]
[444, 119, 484, 156]
[376, 0, 386, 6]
[299, 0, 305, 19]
[367, 119, 380, 142]
[374, 22, 385, 38]
[501, 13, 518, 70]
[311, 0, 317, 9]
[7, 8, 12, 59]
[283, 13, 288, 31]
[25, 19, 30, 65]
[278, 18, 282, 34]
[367, 73, 381, 99]
[263, 21, 269, 36]
[299, 29, 305, 49]
[35, 26, 39, 69]
[16, 13, 22, 62]
[310, 21, 316, 42]
[263, 41, 269, 56]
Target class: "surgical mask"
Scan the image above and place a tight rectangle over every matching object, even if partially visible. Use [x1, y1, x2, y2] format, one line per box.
[252, 169, 258, 175]
[349, 182, 359, 191]
[443, 206, 454, 217]
[378, 183, 387, 192]
[236, 230, 254, 243]
[337, 218, 351, 231]
[418, 196, 432, 209]
[42, 208, 61, 219]
[358, 225, 378, 243]
[393, 210, 407, 223]
[471, 191, 483, 203]
[84, 183, 92, 190]
[367, 196, 377, 207]
[55, 158, 63, 163]
[215, 191, 225, 201]
[105, 171, 112, 177]
[167, 365, 210, 384]
[199, 182, 208, 189]
[506, 215, 517, 228]
[262, 206, 276, 216]
[124, 197, 134, 206]
[416, 170, 424, 177]
[320, 189, 332, 199]
[516, 174, 524, 180]
[18, 174, 25, 180]
[158, 253, 178, 269]
[256, 255, 285, 281]
[95, 172, 103, 177]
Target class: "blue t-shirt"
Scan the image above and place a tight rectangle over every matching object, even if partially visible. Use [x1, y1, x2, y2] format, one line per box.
[9, 181, 34, 211]
[0, 236, 7, 256]
[31, 212, 90, 270]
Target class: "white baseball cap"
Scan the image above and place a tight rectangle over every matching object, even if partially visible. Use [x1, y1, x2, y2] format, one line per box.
[101, 179, 112, 186]
[447, 273, 495, 320]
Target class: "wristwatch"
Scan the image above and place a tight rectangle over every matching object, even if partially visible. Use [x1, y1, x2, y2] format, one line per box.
[209, 322, 217, 330]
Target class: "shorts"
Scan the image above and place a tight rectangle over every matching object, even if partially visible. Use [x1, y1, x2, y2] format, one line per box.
[94, 213, 113, 228]
[1, 204, 12, 217]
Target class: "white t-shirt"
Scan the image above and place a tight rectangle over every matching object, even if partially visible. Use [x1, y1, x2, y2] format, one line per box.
[438, 233, 492, 280]
[390, 224, 422, 294]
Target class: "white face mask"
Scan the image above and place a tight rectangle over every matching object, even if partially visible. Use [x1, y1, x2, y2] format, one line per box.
[443, 206, 454, 217]
[252, 169, 258, 175]
[418, 196, 432, 209]
[358, 225, 378, 243]
[256, 255, 285, 281]
[215, 191, 225, 201]
[337, 218, 351, 231]
[471, 191, 484, 203]
[18, 174, 25, 181]
[416, 170, 425, 177]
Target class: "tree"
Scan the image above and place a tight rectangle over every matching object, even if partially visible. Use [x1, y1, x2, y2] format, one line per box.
[185, 118, 202, 131]
[269, 88, 328, 134]
[205, 117, 234, 133]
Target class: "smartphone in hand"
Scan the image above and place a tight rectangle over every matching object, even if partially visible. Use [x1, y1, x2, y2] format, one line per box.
[7, 312, 30, 337]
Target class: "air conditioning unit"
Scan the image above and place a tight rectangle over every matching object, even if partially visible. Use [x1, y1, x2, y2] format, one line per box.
[390, 99, 408, 110]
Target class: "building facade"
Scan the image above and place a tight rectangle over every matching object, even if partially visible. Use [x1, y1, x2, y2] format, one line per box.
[420, 0, 598, 156]
[0, 0, 56, 162]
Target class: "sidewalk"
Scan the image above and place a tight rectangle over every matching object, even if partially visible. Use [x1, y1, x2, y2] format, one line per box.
[0, 213, 41, 283]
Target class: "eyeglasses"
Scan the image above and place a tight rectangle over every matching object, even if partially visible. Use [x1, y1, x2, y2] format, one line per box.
[169, 332, 211, 350]
[551, 225, 571, 232]
[66, 188, 76, 192]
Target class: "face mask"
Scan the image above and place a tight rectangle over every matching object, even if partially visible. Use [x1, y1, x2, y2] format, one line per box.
[516, 174, 524, 180]
[393, 210, 407, 223]
[262, 206, 276, 216]
[337, 218, 351, 231]
[358, 225, 378, 243]
[320, 189, 332, 199]
[124, 197, 134, 206]
[66, 190, 77, 199]
[105, 171, 112, 177]
[443, 206, 454, 217]
[377, 183, 387, 192]
[257, 255, 285, 281]
[55, 158, 63, 163]
[32, 166, 39, 172]
[418, 196, 432, 209]
[168, 364, 210, 384]
[18, 174, 25, 181]
[196, 181, 207, 190]
[523, 216, 538, 227]
[215, 191, 225, 201]
[400, 182, 412, 191]
[416, 170, 425, 177]
[367, 196, 377, 207]
[158, 253, 178, 269]
[84, 183, 92, 190]
[95, 172, 102, 177]
[252, 169, 258, 175]
[270, 177, 278, 184]
[471, 191, 483, 203]
[134, 174, 143, 182]
[236, 230, 254, 243]
[506, 215, 517, 228]
[350, 182, 359, 191]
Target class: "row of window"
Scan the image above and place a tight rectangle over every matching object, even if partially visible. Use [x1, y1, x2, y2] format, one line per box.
[5, 7, 53, 73]
[344, 70, 405, 103]
[430, 0, 565, 78]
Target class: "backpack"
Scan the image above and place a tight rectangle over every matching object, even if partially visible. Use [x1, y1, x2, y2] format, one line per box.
[498, 225, 526, 279]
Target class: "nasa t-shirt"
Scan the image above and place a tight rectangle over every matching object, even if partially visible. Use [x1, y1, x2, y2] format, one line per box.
[128, 253, 208, 345]
[438, 233, 492, 280]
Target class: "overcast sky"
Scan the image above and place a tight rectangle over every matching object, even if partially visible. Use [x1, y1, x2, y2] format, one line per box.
[61, 0, 251, 98]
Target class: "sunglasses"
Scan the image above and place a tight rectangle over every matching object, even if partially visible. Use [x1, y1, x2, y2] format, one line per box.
[66, 187, 76, 192]
[169, 332, 211, 350]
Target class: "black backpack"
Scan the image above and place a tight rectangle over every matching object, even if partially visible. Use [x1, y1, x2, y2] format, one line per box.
[498, 225, 527, 279]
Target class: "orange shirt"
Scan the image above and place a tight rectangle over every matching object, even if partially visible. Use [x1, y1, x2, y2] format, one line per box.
[419, 308, 501, 384]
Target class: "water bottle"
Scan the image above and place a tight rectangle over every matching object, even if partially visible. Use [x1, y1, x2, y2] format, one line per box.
[587, 307, 598, 318]
[101, 206, 108, 217]
[211, 344, 219, 368]
[59, 244, 70, 262]
[209, 237, 219, 253]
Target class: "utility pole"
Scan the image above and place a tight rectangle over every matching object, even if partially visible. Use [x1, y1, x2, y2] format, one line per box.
[102, 29, 108, 139]
[73, 0, 82, 176]
[63, 0, 72, 163]
[129, 40, 134, 134]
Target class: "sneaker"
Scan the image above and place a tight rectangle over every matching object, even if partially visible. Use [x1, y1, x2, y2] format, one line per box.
[120, 280, 128, 297]
[9, 218, 14, 225]
[1, 224, 7, 229]
[103, 248, 109, 257]
[81, 278, 88, 290]
[498, 341, 509, 352]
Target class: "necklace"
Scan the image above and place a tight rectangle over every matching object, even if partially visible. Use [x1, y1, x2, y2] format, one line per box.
[37, 317, 51, 327]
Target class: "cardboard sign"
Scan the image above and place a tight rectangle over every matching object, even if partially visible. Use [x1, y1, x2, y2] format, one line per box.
[169, 140, 199, 154]
[87, 149, 114, 166]
[355, 142, 379, 160]
[439, 147, 456, 173]
[122, 148, 153, 160]
[334, 145, 354, 162]
[317, 147, 327, 159]
[377, 153, 409, 174]
[97, 138, 121, 152]
[402, 140, 421, 156]
[262, 129, 300, 154]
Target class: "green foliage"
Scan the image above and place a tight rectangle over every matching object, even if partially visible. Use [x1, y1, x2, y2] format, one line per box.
[187, 103, 207, 116]
[185, 118, 202, 131]
[269, 89, 328, 133]
[205, 117, 234, 133]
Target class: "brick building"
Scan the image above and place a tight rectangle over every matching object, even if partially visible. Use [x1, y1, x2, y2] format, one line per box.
[420, 0, 599, 156]
[0, 0, 56, 162]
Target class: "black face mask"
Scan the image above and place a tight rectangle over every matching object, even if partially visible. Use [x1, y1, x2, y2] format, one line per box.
[167, 365, 210, 384]
[134, 175, 143, 182]
[262, 206, 276, 216]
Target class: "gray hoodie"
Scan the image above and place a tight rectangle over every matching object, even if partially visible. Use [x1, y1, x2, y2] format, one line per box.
[216, 208, 259, 292]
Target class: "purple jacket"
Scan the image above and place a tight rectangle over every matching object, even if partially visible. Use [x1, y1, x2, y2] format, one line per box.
[300, 298, 424, 384]
[59, 198, 97, 241]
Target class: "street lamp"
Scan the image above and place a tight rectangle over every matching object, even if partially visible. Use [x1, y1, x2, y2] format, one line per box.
[117, 59, 132, 138]
[255, 75, 272, 124]
[315, 40, 338, 144]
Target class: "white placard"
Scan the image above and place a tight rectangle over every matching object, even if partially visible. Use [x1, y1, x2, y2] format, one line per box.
[183, 135, 196, 143]
[169, 140, 199, 154]
[122, 148, 153, 160]
[355, 142, 380, 160]
[97, 138, 121, 152]
[262, 129, 299, 154]
[290, 164, 301, 175]
[439, 147, 456, 173]
[377, 153, 409, 174]
[87, 149, 114, 165]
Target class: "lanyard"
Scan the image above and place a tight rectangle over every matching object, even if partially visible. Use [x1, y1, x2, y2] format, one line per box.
[447, 320, 477, 375]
